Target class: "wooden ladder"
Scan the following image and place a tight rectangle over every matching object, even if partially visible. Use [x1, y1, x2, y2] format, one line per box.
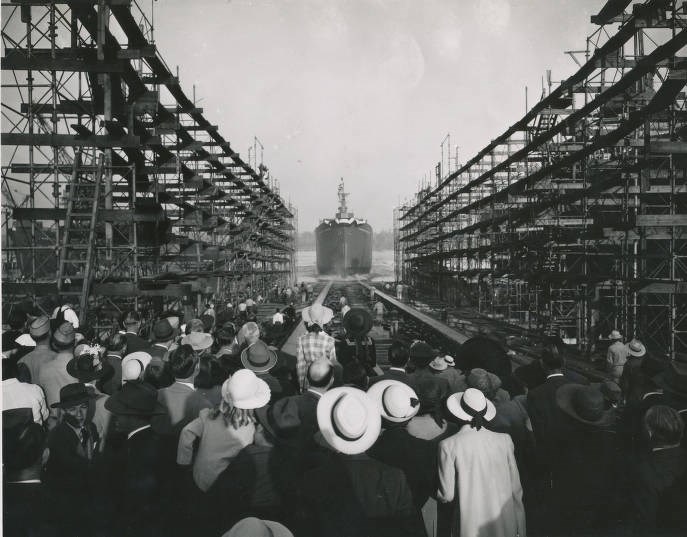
[56, 152, 104, 324]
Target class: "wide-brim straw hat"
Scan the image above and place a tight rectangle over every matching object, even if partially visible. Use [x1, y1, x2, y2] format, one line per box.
[608, 330, 623, 340]
[446, 388, 496, 423]
[302, 303, 334, 327]
[367, 379, 420, 423]
[556, 384, 614, 426]
[66, 352, 113, 383]
[222, 517, 293, 537]
[429, 356, 448, 371]
[121, 352, 153, 383]
[317, 386, 381, 455]
[627, 339, 646, 357]
[221, 369, 270, 410]
[181, 332, 213, 352]
[241, 340, 278, 373]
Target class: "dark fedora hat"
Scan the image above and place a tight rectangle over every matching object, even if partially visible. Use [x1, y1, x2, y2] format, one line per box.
[654, 361, 687, 399]
[241, 340, 278, 373]
[152, 319, 174, 342]
[51, 382, 96, 409]
[343, 308, 373, 337]
[255, 397, 302, 440]
[556, 384, 613, 426]
[104, 381, 166, 416]
[67, 350, 113, 383]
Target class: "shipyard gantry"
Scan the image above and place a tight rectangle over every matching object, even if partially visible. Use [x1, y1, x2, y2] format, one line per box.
[395, 1, 686, 360]
[1, 0, 296, 325]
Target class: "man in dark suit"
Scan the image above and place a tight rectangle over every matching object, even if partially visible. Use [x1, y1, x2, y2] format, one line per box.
[370, 341, 417, 390]
[103, 381, 168, 537]
[407, 342, 450, 406]
[121, 310, 151, 354]
[149, 319, 174, 363]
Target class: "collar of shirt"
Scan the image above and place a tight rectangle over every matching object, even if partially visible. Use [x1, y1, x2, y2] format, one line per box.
[153, 343, 168, 349]
[546, 373, 564, 379]
[7, 479, 42, 484]
[128, 424, 151, 440]
[307, 388, 323, 398]
[176, 381, 195, 391]
[389, 367, 406, 373]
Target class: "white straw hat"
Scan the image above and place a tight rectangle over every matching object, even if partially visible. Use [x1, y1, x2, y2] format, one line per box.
[367, 380, 420, 423]
[302, 303, 334, 327]
[446, 388, 496, 423]
[221, 369, 270, 410]
[317, 387, 381, 454]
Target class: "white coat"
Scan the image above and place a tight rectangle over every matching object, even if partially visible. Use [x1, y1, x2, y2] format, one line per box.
[437, 425, 526, 537]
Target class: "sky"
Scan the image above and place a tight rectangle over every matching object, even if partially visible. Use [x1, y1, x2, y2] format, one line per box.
[152, 0, 603, 232]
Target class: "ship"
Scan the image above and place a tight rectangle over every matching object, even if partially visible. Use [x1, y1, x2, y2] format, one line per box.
[315, 179, 373, 276]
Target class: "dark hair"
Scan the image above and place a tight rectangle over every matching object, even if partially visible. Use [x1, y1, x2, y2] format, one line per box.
[540, 349, 563, 371]
[7, 310, 26, 330]
[200, 314, 214, 332]
[107, 332, 127, 354]
[2, 360, 18, 381]
[170, 344, 197, 379]
[644, 405, 685, 447]
[143, 362, 174, 389]
[343, 361, 368, 390]
[195, 356, 226, 389]
[388, 342, 410, 367]
[306, 323, 323, 333]
[121, 309, 140, 328]
[78, 324, 95, 342]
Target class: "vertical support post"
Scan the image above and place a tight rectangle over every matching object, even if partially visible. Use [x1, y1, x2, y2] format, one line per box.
[97, 0, 113, 260]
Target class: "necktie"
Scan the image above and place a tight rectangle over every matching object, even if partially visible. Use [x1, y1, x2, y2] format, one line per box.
[80, 427, 89, 450]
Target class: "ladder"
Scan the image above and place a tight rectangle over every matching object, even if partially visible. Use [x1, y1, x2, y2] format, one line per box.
[57, 152, 104, 324]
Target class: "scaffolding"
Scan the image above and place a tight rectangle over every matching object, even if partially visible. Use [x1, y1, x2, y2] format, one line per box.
[1, 0, 296, 326]
[396, 0, 687, 359]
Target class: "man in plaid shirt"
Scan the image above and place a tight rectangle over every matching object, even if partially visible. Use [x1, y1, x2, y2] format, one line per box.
[297, 303, 336, 392]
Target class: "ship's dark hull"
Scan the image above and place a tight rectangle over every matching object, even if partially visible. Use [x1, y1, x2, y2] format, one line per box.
[315, 221, 372, 275]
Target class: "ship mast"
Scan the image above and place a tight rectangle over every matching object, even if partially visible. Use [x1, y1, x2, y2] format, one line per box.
[336, 177, 350, 219]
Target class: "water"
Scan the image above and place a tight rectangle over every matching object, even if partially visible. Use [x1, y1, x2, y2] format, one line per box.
[296, 249, 395, 282]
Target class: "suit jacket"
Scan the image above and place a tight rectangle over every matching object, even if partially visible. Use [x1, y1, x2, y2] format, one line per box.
[370, 368, 417, 391]
[156, 382, 212, 435]
[408, 368, 450, 403]
[45, 421, 99, 494]
[124, 332, 151, 354]
[526, 374, 573, 463]
[3, 482, 58, 537]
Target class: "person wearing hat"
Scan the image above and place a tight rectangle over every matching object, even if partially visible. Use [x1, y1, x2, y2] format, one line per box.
[297, 303, 337, 393]
[102, 381, 167, 536]
[241, 339, 291, 403]
[408, 342, 450, 407]
[3, 409, 57, 536]
[430, 354, 467, 394]
[37, 321, 79, 410]
[551, 383, 620, 531]
[180, 331, 214, 355]
[121, 309, 151, 354]
[150, 318, 175, 362]
[438, 388, 526, 537]
[121, 350, 153, 384]
[2, 357, 49, 425]
[177, 370, 270, 493]
[301, 385, 422, 536]
[100, 331, 127, 395]
[367, 380, 440, 533]
[619, 338, 647, 403]
[336, 308, 376, 375]
[44, 383, 101, 531]
[184, 318, 206, 335]
[606, 329, 629, 383]
[156, 344, 212, 435]
[18, 315, 56, 384]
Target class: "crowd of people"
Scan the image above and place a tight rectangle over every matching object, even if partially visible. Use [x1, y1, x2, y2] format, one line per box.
[2, 297, 687, 536]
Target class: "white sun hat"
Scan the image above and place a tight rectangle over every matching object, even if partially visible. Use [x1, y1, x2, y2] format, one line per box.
[302, 303, 334, 327]
[221, 369, 271, 410]
[367, 379, 420, 423]
[446, 388, 496, 424]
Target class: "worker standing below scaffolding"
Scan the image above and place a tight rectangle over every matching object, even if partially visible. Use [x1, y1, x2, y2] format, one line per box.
[606, 330, 629, 384]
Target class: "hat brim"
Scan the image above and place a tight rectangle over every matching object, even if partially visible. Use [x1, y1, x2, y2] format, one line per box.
[104, 393, 167, 416]
[302, 305, 334, 326]
[343, 310, 373, 336]
[430, 360, 448, 371]
[66, 359, 114, 383]
[628, 344, 646, 357]
[240, 345, 278, 373]
[317, 387, 381, 455]
[367, 380, 419, 423]
[231, 377, 271, 410]
[446, 392, 496, 422]
[555, 384, 614, 426]
[50, 393, 96, 409]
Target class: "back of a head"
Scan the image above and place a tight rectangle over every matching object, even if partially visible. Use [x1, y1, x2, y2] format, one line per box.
[388, 342, 410, 367]
[242, 322, 260, 344]
[540, 348, 563, 372]
[644, 405, 685, 447]
[170, 344, 197, 379]
[7, 310, 26, 330]
[185, 318, 205, 335]
[107, 332, 127, 354]
[308, 359, 333, 388]
[122, 309, 140, 329]
[143, 361, 173, 389]
[195, 356, 226, 389]
[3, 419, 45, 474]
[343, 360, 368, 390]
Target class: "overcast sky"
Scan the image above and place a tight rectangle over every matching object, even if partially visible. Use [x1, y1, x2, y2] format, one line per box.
[154, 0, 603, 232]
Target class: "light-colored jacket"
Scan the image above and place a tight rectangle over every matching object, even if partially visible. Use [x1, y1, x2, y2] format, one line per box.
[438, 425, 526, 537]
[606, 341, 629, 382]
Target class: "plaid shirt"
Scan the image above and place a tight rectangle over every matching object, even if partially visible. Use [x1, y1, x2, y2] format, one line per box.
[297, 331, 337, 392]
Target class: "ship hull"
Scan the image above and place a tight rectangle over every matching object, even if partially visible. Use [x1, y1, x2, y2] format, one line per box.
[315, 221, 372, 275]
